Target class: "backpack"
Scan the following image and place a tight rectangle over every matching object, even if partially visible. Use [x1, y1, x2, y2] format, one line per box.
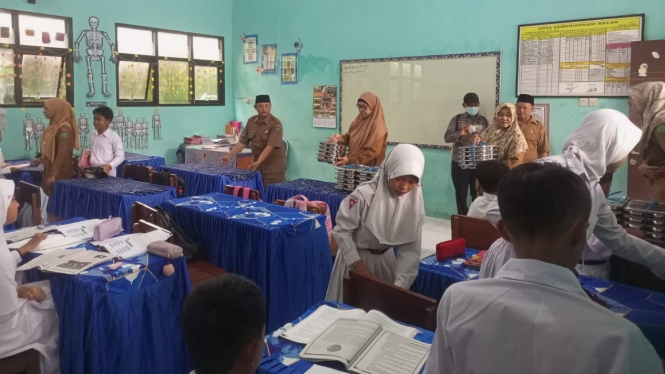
[284, 195, 333, 243]
[154, 205, 205, 262]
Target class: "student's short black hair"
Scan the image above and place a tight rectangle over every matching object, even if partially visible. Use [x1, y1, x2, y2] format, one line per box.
[475, 160, 509, 194]
[92, 106, 113, 121]
[182, 274, 266, 374]
[498, 162, 591, 240]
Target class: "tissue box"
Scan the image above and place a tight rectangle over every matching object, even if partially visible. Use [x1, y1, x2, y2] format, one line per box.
[436, 238, 466, 261]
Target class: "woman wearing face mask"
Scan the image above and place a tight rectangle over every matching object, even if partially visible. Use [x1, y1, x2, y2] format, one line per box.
[0, 179, 60, 374]
[474, 103, 528, 169]
[480, 109, 665, 281]
[327, 92, 388, 167]
[326, 144, 425, 302]
[30, 98, 79, 196]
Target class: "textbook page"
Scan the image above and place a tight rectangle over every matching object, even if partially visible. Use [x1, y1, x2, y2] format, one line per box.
[6, 225, 56, 243]
[281, 305, 367, 344]
[45, 250, 114, 274]
[300, 319, 381, 367]
[56, 219, 104, 240]
[17, 248, 85, 271]
[8, 233, 83, 252]
[349, 330, 430, 374]
[92, 229, 172, 259]
[363, 310, 418, 339]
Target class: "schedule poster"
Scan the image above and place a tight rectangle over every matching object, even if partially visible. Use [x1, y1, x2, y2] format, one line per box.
[517, 15, 644, 97]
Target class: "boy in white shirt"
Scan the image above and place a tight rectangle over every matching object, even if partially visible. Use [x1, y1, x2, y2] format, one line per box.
[89, 106, 124, 177]
[467, 160, 509, 219]
[425, 162, 662, 374]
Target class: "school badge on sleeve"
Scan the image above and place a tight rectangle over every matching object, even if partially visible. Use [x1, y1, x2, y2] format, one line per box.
[349, 198, 357, 209]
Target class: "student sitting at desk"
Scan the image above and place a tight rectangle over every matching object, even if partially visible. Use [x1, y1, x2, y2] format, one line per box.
[467, 160, 508, 219]
[425, 163, 662, 374]
[0, 180, 59, 374]
[182, 274, 266, 374]
[325, 144, 425, 302]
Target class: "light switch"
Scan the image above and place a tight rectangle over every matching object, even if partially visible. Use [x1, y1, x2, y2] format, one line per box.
[579, 98, 589, 107]
[589, 98, 598, 107]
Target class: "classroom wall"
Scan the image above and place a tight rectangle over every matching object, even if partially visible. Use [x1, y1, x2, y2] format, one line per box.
[1, 0, 234, 164]
[232, 0, 665, 218]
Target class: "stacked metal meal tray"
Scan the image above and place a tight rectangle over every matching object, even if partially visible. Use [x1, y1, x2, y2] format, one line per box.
[458, 144, 499, 169]
[624, 200, 665, 240]
[607, 196, 629, 226]
[318, 142, 347, 164]
[335, 165, 379, 191]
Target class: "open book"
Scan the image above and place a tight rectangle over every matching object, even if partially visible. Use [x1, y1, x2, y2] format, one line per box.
[300, 318, 431, 374]
[91, 228, 172, 259]
[6, 219, 103, 243]
[281, 305, 418, 345]
[17, 248, 114, 275]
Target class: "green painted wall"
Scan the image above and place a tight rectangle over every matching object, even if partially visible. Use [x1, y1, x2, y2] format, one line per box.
[232, 0, 665, 218]
[1, 0, 234, 164]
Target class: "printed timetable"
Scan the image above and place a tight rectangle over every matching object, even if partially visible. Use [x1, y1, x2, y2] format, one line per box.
[517, 15, 644, 97]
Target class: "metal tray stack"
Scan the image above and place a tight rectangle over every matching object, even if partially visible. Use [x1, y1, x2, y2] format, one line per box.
[624, 200, 665, 240]
[458, 145, 500, 169]
[335, 165, 379, 191]
[317, 142, 347, 164]
[607, 196, 629, 227]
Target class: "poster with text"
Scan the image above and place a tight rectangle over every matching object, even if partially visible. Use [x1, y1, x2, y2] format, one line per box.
[244, 35, 258, 64]
[281, 53, 298, 84]
[261, 44, 277, 74]
[313, 85, 337, 128]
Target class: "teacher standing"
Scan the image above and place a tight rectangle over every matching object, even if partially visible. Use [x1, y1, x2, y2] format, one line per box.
[328, 92, 388, 167]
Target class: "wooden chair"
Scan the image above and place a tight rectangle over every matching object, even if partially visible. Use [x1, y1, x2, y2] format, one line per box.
[275, 199, 336, 255]
[274, 199, 320, 214]
[131, 201, 159, 230]
[149, 171, 178, 188]
[17, 181, 42, 226]
[0, 349, 40, 374]
[122, 164, 153, 183]
[343, 270, 438, 331]
[224, 185, 260, 201]
[451, 215, 501, 250]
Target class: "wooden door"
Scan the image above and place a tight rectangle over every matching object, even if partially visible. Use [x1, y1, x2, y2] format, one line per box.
[628, 40, 665, 200]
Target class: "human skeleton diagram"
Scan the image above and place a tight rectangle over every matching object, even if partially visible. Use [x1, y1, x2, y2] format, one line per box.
[74, 17, 118, 97]
[115, 111, 125, 139]
[125, 117, 134, 150]
[34, 118, 44, 153]
[78, 113, 90, 149]
[141, 118, 149, 149]
[152, 110, 161, 140]
[23, 114, 34, 150]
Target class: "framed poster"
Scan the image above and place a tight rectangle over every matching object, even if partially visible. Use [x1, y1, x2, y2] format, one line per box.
[243, 34, 258, 64]
[313, 85, 337, 128]
[281, 53, 298, 85]
[532, 103, 550, 137]
[516, 14, 644, 97]
[261, 44, 277, 74]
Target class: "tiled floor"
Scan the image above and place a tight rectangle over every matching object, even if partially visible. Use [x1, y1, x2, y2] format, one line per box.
[421, 217, 452, 259]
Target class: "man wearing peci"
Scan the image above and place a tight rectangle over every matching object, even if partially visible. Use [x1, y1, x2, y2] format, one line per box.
[445, 93, 490, 215]
[516, 94, 550, 163]
[223, 95, 286, 187]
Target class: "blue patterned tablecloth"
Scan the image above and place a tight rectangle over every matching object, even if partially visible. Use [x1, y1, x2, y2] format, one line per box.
[6, 158, 44, 185]
[264, 179, 350, 226]
[160, 163, 264, 197]
[160, 193, 332, 331]
[259, 302, 434, 374]
[48, 178, 176, 233]
[411, 249, 480, 300]
[117, 152, 166, 178]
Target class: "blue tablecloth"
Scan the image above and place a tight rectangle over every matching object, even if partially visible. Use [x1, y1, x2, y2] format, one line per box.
[48, 178, 177, 233]
[259, 302, 434, 374]
[117, 152, 166, 178]
[411, 249, 480, 300]
[160, 193, 332, 331]
[6, 158, 43, 186]
[264, 179, 351, 226]
[160, 163, 264, 197]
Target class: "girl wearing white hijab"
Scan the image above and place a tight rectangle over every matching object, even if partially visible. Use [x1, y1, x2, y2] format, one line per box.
[326, 144, 425, 302]
[481, 109, 665, 280]
[0, 179, 60, 374]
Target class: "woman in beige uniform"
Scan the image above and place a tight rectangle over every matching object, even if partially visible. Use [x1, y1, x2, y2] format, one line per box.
[474, 103, 528, 169]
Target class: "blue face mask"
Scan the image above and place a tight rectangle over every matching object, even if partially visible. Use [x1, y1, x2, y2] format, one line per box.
[466, 107, 479, 116]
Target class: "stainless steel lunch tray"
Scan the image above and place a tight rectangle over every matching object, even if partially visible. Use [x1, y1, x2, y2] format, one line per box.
[646, 226, 665, 233]
[626, 222, 644, 229]
[624, 214, 645, 223]
[646, 232, 665, 240]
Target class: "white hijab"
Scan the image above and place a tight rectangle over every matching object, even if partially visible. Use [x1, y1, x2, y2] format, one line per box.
[357, 144, 425, 245]
[0, 179, 17, 319]
[562, 109, 642, 182]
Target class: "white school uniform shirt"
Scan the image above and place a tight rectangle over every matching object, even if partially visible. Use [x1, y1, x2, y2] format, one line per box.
[425, 258, 663, 374]
[467, 193, 495, 220]
[90, 128, 125, 177]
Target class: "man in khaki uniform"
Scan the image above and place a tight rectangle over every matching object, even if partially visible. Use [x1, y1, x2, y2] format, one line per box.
[223, 95, 286, 187]
[516, 94, 550, 163]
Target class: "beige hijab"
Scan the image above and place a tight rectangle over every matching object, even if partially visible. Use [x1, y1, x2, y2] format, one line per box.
[347, 92, 388, 164]
[629, 82, 665, 149]
[42, 98, 79, 162]
[480, 103, 528, 160]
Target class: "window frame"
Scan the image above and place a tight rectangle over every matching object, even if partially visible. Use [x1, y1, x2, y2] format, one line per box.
[0, 8, 74, 108]
[115, 23, 225, 107]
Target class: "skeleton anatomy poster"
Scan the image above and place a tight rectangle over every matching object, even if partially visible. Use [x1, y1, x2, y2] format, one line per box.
[74, 16, 117, 97]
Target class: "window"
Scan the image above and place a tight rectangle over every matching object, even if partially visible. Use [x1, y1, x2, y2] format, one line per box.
[0, 9, 73, 107]
[115, 24, 224, 106]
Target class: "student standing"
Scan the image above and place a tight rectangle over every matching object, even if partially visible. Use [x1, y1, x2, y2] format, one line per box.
[326, 144, 425, 302]
[425, 163, 662, 374]
[444, 93, 489, 215]
[89, 106, 125, 177]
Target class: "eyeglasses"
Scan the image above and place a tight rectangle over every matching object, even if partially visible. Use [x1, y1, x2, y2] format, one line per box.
[356, 104, 369, 111]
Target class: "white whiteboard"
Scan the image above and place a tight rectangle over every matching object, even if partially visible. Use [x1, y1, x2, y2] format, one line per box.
[340, 52, 500, 149]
